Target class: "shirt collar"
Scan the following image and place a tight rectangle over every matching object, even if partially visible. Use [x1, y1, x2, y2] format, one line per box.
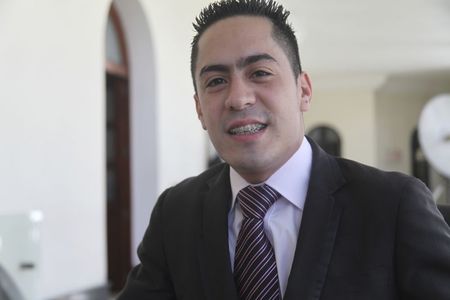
[229, 137, 312, 210]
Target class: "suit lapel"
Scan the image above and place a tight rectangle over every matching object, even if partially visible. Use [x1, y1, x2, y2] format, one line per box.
[284, 139, 346, 300]
[197, 165, 239, 300]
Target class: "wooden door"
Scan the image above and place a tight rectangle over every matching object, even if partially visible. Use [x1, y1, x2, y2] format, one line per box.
[105, 5, 132, 292]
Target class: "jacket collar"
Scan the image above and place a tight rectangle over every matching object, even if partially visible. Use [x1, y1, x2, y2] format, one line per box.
[284, 137, 346, 300]
[198, 165, 239, 300]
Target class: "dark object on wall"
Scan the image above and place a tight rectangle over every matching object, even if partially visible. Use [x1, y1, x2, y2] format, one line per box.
[307, 126, 341, 157]
[411, 128, 430, 187]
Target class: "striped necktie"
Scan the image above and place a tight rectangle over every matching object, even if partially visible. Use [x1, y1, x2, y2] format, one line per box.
[234, 184, 281, 300]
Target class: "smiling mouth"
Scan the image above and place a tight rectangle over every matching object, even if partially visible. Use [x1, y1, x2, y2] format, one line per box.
[228, 123, 267, 135]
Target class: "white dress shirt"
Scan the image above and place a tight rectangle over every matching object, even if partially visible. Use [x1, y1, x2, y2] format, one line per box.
[228, 137, 312, 296]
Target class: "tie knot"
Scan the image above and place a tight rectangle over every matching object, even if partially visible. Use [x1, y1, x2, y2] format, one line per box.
[237, 184, 280, 219]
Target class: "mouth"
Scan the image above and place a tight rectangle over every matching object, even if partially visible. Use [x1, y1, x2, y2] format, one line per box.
[228, 123, 267, 136]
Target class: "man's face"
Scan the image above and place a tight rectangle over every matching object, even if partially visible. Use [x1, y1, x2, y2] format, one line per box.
[194, 16, 312, 183]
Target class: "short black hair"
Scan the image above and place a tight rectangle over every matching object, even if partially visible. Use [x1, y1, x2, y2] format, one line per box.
[190, 0, 302, 92]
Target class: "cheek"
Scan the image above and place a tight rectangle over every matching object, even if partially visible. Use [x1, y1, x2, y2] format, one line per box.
[266, 91, 299, 115]
[202, 104, 223, 126]
[276, 98, 304, 125]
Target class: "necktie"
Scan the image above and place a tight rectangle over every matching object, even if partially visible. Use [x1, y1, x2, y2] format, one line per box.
[234, 184, 281, 300]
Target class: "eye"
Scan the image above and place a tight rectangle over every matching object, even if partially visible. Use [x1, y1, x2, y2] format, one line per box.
[206, 77, 227, 87]
[252, 70, 272, 78]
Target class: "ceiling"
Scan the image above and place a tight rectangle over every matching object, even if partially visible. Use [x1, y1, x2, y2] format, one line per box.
[281, 0, 450, 76]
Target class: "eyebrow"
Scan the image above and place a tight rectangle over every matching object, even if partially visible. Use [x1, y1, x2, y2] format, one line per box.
[199, 53, 277, 78]
[238, 53, 276, 68]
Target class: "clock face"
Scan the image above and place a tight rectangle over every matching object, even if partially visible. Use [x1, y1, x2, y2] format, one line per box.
[418, 94, 450, 178]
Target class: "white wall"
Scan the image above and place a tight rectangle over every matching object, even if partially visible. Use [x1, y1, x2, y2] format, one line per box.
[123, 0, 210, 264]
[139, 0, 210, 191]
[0, 0, 110, 298]
[305, 73, 385, 167]
[113, 0, 159, 268]
[375, 70, 450, 173]
[115, 0, 210, 266]
[0, 0, 208, 298]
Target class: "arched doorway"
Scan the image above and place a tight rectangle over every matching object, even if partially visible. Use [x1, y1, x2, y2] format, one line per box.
[104, 0, 157, 292]
[105, 4, 131, 292]
[411, 128, 430, 187]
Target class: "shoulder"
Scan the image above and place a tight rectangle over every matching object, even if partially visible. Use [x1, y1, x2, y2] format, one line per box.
[308, 137, 425, 197]
[335, 156, 424, 193]
[330, 156, 431, 213]
[167, 162, 228, 196]
[329, 156, 438, 236]
[149, 163, 230, 239]
[156, 162, 229, 209]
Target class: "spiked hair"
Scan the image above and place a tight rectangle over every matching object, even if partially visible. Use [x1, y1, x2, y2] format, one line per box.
[190, 0, 302, 92]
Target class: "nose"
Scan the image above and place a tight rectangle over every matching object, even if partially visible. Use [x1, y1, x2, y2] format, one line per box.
[225, 78, 256, 111]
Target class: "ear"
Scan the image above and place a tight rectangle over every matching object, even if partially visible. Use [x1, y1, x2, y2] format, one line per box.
[194, 94, 207, 130]
[297, 72, 312, 112]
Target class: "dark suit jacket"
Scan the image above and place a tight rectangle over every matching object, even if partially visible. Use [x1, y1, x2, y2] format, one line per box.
[117, 140, 450, 300]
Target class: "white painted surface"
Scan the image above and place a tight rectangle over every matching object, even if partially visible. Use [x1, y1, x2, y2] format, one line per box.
[375, 71, 450, 174]
[0, 0, 207, 297]
[0, 1, 109, 298]
[0, 212, 42, 300]
[113, 0, 159, 267]
[305, 74, 381, 166]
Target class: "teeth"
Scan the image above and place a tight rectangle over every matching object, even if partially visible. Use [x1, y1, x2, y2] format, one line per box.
[229, 124, 266, 135]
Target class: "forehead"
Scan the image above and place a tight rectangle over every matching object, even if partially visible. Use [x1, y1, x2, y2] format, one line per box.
[196, 16, 284, 71]
[200, 15, 273, 40]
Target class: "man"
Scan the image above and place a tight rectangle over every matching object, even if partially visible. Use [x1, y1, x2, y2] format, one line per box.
[117, 0, 450, 299]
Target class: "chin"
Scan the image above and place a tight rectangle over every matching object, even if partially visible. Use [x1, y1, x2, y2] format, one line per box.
[230, 158, 269, 174]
